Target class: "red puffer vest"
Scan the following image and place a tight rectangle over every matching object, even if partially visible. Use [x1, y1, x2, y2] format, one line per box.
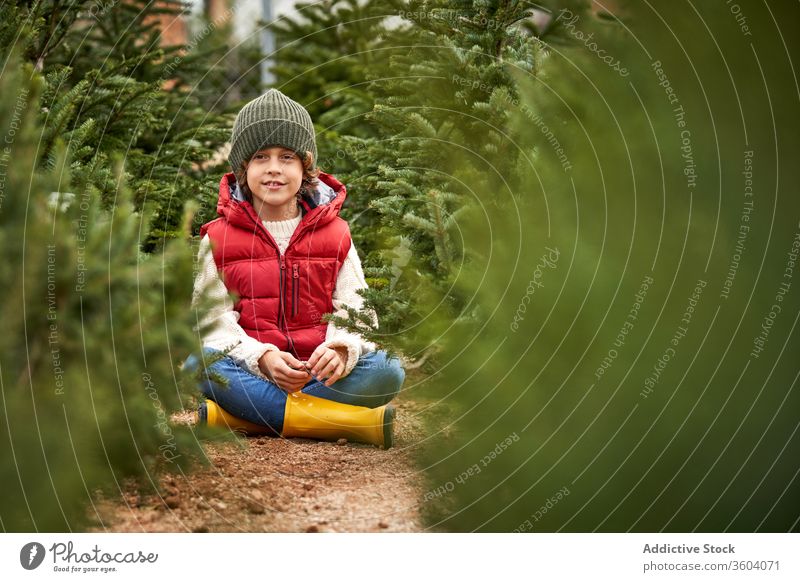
[200, 172, 352, 360]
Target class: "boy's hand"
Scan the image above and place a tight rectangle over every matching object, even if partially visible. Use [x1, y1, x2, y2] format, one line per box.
[258, 350, 311, 393]
[306, 345, 348, 387]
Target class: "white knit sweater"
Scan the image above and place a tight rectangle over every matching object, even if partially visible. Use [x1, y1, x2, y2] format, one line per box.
[191, 210, 377, 380]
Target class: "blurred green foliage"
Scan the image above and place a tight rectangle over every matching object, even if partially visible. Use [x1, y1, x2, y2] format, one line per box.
[416, 0, 800, 531]
[0, 50, 212, 530]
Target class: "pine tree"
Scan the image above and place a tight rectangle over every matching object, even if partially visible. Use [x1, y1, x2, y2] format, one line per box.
[269, 1, 551, 363]
[0, 46, 214, 530]
[268, 0, 396, 143]
[266, 0, 399, 357]
[266, 1, 610, 367]
[319, 1, 550, 365]
[0, 1, 236, 250]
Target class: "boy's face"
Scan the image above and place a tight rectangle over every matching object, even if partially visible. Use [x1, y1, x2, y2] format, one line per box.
[244, 146, 304, 220]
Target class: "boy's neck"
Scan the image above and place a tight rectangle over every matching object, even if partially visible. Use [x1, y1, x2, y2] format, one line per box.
[255, 201, 301, 223]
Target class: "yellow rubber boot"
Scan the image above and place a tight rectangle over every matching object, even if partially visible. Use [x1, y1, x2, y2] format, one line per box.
[199, 399, 278, 436]
[281, 392, 396, 449]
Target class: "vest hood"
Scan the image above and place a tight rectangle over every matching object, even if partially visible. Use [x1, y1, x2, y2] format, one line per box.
[214, 171, 347, 231]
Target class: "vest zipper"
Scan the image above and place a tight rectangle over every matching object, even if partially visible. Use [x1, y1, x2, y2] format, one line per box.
[279, 255, 297, 356]
[240, 201, 313, 358]
[292, 263, 299, 318]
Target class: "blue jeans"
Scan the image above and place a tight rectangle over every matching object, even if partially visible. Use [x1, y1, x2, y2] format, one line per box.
[182, 348, 405, 433]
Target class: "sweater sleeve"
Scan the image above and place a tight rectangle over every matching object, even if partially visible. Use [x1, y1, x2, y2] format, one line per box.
[192, 235, 280, 378]
[321, 240, 379, 378]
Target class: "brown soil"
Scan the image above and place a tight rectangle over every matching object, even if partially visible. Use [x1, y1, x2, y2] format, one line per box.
[89, 394, 431, 533]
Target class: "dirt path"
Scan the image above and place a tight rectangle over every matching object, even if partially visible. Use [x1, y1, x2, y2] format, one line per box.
[90, 393, 430, 533]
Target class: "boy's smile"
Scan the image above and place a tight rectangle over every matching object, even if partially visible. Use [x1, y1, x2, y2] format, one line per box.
[245, 146, 304, 221]
[263, 180, 286, 190]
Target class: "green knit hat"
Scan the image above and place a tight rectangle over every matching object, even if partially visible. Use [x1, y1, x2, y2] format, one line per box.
[229, 88, 317, 173]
